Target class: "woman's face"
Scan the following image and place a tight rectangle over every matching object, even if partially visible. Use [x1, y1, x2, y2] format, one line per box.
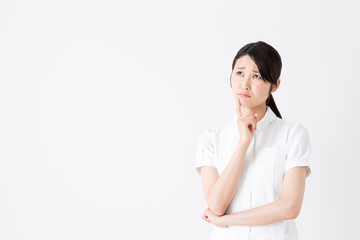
[230, 55, 274, 109]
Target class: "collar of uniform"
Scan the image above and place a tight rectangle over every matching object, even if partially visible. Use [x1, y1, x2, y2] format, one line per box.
[232, 106, 277, 132]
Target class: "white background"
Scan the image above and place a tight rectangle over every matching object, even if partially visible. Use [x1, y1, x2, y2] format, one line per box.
[1, 0, 359, 239]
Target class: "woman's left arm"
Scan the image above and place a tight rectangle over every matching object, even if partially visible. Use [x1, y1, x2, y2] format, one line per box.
[202, 166, 307, 227]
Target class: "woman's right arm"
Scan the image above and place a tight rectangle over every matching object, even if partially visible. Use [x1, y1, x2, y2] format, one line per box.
[199, 141, 250, 216]
[199, 98, 257, 216]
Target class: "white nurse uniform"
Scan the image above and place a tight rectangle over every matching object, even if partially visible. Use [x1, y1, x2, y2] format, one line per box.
[195, 106, 311, 240]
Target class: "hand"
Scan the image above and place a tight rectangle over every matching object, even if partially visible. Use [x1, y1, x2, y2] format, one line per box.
[236, 98, 258, 145]
[202, 208, 227, 227]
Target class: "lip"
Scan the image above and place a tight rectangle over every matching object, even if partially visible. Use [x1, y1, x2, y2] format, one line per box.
[238, 93, 250, 97]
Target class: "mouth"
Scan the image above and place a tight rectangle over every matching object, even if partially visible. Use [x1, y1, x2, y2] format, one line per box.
[238, 93, 250, 98]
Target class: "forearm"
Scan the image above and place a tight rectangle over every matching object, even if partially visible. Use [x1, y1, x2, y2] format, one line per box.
[207, 142, 249, 215]
[219, 198, 296, 226]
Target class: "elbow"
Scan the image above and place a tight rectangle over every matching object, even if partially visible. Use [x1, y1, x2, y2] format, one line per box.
[207, 202, 227, 216]
[209, 207, 226, 216]
[206, 194, 227, 216]
[285, 203, 302, 220]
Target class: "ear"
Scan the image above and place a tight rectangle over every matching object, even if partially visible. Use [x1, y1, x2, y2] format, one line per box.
[271, 79, 280, 93]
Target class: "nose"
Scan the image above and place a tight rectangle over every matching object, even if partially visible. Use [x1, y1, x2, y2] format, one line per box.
[241, 77, 251, 90]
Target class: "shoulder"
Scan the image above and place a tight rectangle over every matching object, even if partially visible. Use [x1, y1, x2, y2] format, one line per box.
[275, 119, 310, 148]
[198, 128, 215, 143]
[198, 116, 234, 145]
[273, 117, 309, 134]
[269, 117, 310, 146]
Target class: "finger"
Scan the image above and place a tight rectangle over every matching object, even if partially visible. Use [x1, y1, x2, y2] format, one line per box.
[202, 214, 210, 222]
[236, 98, 242, 118]
[252, 117, 258, 130]
[202, 210, 207, 217]
[202, 209, 209, 218]
[254, 113, 258, 130]
[243, 116, 257, 131]
[249, 116, 257, 131]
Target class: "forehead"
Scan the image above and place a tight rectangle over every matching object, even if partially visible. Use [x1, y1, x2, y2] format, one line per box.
[234, 55, 259, 70]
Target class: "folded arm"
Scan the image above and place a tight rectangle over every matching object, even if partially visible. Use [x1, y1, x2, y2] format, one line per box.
[203, 166, 307, 226]
[200, 142, 250, 216]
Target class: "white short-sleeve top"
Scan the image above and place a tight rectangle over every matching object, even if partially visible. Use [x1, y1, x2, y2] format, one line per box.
[195, 106, 311, 240]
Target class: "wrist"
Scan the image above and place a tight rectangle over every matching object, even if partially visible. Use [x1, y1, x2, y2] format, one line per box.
[216, 214, 227, 228]
[238, 141, 250, 148]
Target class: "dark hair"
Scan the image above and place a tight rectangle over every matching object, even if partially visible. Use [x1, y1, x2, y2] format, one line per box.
[230, 41, 282, 119]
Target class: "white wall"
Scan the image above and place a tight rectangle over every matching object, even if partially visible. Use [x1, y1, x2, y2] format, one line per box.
[1, 0, 359, 239]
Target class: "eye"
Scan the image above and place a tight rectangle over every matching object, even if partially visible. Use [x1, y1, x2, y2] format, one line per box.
[236, 71, 244, 76]
[253, 74, 262, 79]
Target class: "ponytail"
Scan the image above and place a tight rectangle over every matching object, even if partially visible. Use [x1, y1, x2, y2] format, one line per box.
[266, 93, 282, 119]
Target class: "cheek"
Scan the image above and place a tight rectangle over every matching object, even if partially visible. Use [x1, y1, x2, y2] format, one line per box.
[230, 77, 238, 88]
[254, 82, 271, 96]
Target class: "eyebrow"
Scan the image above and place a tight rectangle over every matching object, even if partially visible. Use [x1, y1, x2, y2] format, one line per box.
[236, 66, 259, 73]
